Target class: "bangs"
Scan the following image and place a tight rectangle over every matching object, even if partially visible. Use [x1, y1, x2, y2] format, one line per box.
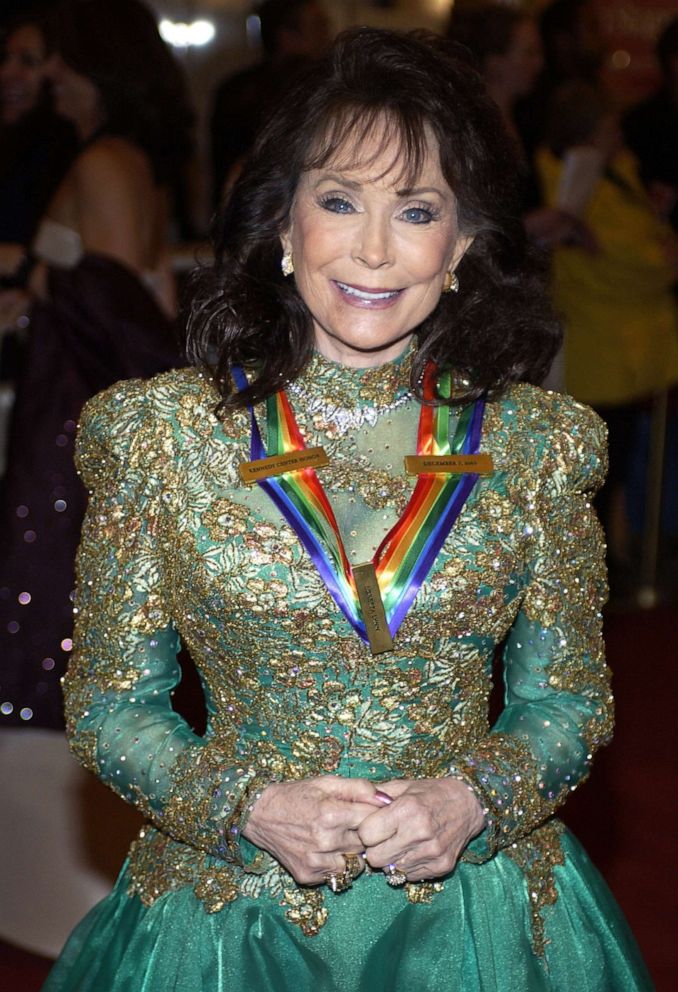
[302, 102, 433, 188]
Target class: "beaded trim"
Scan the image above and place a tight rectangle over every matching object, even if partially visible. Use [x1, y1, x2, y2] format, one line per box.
[286, 380, 414, 431]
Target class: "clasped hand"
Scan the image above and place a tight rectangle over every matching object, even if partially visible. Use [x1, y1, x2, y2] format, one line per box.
[243, 775, 485, 886]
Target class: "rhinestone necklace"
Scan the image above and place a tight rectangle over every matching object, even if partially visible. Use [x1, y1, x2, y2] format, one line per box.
[286, 380, 414, 431]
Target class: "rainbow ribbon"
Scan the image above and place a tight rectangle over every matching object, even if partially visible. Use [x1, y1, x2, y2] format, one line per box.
[233, 365, 485, 647]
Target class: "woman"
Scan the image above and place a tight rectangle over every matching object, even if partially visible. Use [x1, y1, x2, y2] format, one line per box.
[44, 29, 650, 991]
[0, 0, 190, 958]
[0, 12, 75, 247]
[0, 12, 75, 401]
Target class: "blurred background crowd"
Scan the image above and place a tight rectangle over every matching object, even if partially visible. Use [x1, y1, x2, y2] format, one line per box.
[0, 0, 676, 988]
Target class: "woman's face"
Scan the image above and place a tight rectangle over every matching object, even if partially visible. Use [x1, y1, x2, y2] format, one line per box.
[490, 19, 543, 100]
[0, 24, 47, 125]
[282, 126, 473, 367]
[43, 54, 99, 129]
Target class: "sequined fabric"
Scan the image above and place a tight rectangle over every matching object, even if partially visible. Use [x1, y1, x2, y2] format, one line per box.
[48, 353, 651, 989]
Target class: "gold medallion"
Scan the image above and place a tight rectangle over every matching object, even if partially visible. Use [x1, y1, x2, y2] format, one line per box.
[239, 446, 329, 485]
[403, 453, 493, 476]
[353, 562, 394, 655]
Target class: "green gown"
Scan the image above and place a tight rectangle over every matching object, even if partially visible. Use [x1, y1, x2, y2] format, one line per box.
[44, 351, 652, 991]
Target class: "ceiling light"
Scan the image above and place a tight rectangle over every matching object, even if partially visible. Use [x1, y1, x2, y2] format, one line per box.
[159, 18, 216, 49]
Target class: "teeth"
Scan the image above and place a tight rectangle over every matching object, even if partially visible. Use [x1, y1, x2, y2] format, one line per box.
[336, 281, 399, 301]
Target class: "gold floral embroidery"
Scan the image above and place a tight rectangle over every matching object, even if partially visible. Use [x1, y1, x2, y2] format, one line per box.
[65, 364, 611, 941]
[504, 820, 567, 957]
[280, 888, 329, 938]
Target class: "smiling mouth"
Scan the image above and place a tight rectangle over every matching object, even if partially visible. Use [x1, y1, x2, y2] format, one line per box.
[334, 281, 402, 303]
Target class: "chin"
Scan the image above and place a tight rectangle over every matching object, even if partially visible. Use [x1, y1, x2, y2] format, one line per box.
[341, 330, 412, 353]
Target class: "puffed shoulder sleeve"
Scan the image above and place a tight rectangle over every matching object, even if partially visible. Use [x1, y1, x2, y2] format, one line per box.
[64, 378, 270, 864]
[449, 393, 613, 861]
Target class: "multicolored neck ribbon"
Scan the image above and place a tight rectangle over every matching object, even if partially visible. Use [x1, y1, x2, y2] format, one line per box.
[233, 364, 486, 648]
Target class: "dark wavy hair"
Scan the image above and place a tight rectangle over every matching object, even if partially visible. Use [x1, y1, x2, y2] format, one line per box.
[50, 0, 193, 185]
[187, 27, 561, 410]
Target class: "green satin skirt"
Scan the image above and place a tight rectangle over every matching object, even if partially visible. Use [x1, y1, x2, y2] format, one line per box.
[42, 828, 652, 991]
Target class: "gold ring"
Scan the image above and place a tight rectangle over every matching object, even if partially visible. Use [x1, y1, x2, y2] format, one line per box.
[342, 852, 364, 880]
[383, 863, 407, 887]
[323, 869, 352, 893]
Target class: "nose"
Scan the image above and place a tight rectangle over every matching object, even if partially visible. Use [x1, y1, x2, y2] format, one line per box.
[353, 211, 393, 269]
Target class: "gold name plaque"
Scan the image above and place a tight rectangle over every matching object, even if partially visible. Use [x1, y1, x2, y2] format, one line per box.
[353, 562, 394, 655]
[404, 453, 494, 476]
[239, 446, 329, 485]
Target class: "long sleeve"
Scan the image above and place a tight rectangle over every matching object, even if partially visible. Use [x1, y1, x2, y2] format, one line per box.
[450, 396, 613, 861]
[63, 380, 273, 863]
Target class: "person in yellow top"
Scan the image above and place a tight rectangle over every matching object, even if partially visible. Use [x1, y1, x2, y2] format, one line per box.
[537, 80, 678, 567]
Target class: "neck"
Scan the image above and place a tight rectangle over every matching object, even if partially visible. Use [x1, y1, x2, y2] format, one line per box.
[313, 332, 414, 369]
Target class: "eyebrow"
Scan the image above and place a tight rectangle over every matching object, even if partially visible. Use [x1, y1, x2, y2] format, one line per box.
[313, 174, 447, 198]
[397, 186, 447, 198]
[313, 174, 361, 191]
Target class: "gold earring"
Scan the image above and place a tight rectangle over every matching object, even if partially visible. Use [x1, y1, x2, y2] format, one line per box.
[443, 270, 459, 293]
[281, 249, 294, 277]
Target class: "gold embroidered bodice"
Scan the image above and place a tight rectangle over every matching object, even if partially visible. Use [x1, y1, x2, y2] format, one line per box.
[64, 354, 612, 943]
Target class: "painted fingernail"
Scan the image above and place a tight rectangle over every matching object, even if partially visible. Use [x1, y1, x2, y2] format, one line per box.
[374, 789, 393, 804]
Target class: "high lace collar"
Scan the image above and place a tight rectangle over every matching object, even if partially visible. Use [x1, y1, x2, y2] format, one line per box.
[290, 343, 415, 413]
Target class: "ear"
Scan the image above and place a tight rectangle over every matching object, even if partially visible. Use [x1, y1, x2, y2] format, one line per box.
[279, 222, 294, 257]
[447, 232, 474, 273]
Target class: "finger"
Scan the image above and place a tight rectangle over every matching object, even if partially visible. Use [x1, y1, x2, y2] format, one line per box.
[305, 853, 349, 887]
[317, 776, 392, 806]
[374, 789, 393, 805]
[316, 852, 366, 889]
[312, 844, 370, 881]
[403, 835, 464, 877]
[362, 836, 411, 870]
[405, 853, 458, 882]
[361, 808, 441, 868]
[356, 805, 398, 849]
[397, 848, 438, 878]
[326, 798, 384, 831]
[311, 800, 375, 845]
[404, 866, 435, 882]
[332, 824, 367, 856]
[375, 779, 409, 798]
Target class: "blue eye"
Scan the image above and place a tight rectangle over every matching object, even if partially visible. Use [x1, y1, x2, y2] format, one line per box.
[401, 206, 435, 224]
[319, 196, 355, 214]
